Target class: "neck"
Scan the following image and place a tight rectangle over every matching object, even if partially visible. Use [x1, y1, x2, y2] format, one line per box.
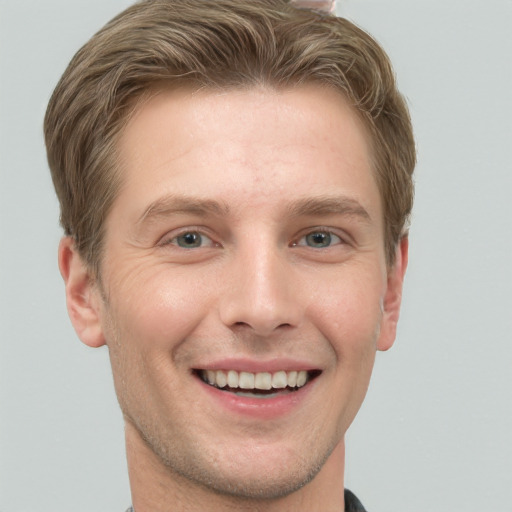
[126, 422, 346, 512]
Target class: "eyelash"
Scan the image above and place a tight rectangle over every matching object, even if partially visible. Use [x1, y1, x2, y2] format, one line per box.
[293, 228, 345, 249]
[159, 228, 218, 249]
[159, 227, 347, 250]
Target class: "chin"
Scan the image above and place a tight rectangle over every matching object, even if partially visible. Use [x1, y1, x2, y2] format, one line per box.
[171, 452, 327, 501]
[137, 418, 336, 502]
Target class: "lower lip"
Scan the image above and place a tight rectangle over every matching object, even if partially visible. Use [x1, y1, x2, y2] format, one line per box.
[196, 376, 316, 420]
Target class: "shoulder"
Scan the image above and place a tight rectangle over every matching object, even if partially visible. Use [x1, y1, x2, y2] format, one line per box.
[345, 488, 368, 512]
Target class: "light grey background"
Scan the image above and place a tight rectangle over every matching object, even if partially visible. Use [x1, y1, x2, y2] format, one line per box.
[1, 1, 511, 510]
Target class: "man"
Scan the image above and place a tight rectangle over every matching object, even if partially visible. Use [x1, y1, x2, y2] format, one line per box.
[44, 0, 415, 510]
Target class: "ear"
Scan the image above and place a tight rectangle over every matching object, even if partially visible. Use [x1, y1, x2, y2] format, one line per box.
[376, 237, 409, 351]
[58, 237, 106, 348]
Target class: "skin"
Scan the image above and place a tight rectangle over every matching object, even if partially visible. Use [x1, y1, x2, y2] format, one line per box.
[59, 85, 408, 512]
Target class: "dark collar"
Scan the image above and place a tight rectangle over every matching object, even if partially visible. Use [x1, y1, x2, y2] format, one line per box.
[345, 488, 368, 512]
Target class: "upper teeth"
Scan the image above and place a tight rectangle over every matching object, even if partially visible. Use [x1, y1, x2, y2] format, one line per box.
[200, 370, 309, 390]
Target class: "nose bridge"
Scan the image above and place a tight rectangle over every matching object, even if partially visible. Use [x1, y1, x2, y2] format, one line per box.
[219, 235, 301, 335]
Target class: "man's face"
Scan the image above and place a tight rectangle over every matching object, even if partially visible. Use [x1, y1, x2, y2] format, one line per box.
[79, 85, 405, 498]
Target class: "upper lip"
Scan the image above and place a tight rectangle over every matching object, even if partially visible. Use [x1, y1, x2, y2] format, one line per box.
[192, 358, 322, 373]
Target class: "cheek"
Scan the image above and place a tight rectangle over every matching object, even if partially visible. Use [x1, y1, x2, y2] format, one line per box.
[309, 272, 383, 421]
[102, 272, 208, 416]
[105, 265, 216, 351]
[309, 284, 381, 437]
[307, 269, 384, 352]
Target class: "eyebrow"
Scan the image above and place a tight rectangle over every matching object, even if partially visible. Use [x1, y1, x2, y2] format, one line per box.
[136, 193, 372, 226]
[286, 196, 372, 223]
[137, 194, 230, 226]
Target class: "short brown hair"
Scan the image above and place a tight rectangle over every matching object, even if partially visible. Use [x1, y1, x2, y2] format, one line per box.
[44, 0, 415, 276]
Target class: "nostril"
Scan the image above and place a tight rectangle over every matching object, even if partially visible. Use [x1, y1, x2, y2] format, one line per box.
[232, 321, 292, 332]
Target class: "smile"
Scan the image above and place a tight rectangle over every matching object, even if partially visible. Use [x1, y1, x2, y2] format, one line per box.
[196, 369, 319, 398]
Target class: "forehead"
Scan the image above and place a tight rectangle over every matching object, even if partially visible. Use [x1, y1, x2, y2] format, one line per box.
[113, 84, 381, 226]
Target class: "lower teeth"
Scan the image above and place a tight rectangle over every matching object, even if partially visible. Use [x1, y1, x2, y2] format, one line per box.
[235, 391, 282, 399]
[221, 385, 298, 397]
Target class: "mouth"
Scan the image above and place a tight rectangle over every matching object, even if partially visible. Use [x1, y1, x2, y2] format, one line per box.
[194, 369, 321, 399]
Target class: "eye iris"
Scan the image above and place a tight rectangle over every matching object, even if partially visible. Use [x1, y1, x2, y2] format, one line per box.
[177, 232, 201, 248]
[306, 232, 331, 248]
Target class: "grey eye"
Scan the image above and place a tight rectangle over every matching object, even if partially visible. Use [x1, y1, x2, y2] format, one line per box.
[294, 230, 343, 249]
[175, 232, 203, 248]
[305, 232, 333, 248]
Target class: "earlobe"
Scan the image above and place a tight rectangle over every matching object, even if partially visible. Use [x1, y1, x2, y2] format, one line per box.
[58, 237, 106, 348]
[376, 237, 409, 352]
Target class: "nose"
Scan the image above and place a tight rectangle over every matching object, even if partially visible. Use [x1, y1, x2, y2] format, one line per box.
[218, 243, 302, 336]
